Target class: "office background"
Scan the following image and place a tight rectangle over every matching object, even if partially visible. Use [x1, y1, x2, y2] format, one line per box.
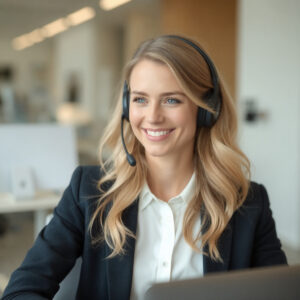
[0, 0, 300, 295]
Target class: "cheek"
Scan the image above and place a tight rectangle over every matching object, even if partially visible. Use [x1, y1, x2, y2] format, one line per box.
[174, 108, 198, 130]
[129, 107, 140, 124]
[129, 107, 142, 136]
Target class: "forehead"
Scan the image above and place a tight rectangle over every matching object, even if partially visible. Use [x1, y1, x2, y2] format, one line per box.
[129, 59, 182, 91]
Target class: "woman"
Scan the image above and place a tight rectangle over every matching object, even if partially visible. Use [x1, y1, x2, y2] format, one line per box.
[2, 35, 287, 300]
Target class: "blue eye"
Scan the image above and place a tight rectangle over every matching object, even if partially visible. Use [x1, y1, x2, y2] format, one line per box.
[133, 97, 146, 104]
[166, 98, 181, 104]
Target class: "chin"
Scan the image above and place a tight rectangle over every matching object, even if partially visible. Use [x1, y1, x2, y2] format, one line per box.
[144, 147, 171, 158]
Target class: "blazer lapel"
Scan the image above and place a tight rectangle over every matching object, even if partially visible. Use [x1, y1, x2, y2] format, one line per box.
[203, 216, 233, 274]
[105, 199, 139, 300]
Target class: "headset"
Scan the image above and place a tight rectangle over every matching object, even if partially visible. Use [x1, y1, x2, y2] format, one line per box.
[121, 35, 222, 167]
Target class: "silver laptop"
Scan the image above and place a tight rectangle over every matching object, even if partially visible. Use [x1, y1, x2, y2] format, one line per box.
[145, 264, 300, 300]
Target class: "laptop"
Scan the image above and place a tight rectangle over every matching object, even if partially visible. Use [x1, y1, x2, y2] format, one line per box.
[144, 264, 300, 300]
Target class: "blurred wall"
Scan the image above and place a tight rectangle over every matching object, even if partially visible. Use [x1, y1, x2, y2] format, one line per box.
[0, 38, 53, 96]
[53, 21, 97, 118]
[96, 24, 123, 122]
[238, 0, 300, 249]
[53, 20, 125, 123]
[161, 0, 237, 98]
[123, 12, 162, 63]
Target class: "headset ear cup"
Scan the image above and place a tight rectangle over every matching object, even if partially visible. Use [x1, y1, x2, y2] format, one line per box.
[197, 107, 215, 128]
[197, 88, 220, 128]
[122, 82, 130, 121]
[197, 107, 206, 127]
[197, 90, 212, 127]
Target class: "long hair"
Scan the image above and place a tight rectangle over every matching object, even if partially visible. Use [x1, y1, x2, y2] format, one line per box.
[89, 35, 250, 261]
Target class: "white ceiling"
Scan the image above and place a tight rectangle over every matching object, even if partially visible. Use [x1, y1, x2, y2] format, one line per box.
[0, 0, 159, 39]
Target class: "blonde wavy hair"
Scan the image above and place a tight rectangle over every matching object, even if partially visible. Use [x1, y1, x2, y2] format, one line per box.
[89, 35, 250, 261]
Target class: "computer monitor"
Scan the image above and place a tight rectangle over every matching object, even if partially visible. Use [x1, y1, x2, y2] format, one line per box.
[0, 124, 78, 195]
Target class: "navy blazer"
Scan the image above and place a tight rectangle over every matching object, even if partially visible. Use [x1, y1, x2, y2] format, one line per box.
[2, 166, 287, 300]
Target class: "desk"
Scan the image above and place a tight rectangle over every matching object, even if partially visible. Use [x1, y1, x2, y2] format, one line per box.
[0, 191, 61, 238]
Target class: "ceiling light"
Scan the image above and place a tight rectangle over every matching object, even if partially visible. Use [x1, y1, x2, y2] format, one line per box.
[27, 29, 45, 43]
[99, 0, 132, 11]
[42, 18, 68, 38]
[67, 7, 96, 26]
[11, 6, 94, 50]
[12, 35, 33, 51]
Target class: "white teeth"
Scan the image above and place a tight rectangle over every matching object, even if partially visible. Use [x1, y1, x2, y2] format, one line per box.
[147, 130, 170, 137]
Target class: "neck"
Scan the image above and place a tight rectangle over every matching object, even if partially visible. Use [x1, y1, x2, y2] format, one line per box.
[145, 153, 194, 202]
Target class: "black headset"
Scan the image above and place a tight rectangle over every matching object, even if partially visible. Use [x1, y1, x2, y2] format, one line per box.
[121, 35, 222, 166]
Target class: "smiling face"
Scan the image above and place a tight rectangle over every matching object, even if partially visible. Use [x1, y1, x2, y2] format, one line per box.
[129, 59, 198, 162]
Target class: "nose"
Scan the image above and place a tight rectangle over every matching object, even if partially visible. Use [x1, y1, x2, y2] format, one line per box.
[146, 102, 164, 124]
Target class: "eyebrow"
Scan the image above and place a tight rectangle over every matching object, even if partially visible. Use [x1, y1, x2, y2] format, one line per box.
[131, 90, 187, 97]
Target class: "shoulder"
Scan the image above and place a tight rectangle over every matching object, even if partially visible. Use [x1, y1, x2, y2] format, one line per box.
[228, 181, 287, 267]
[68, 165, 112, 195]
[50, 166, 108, 232]
[242, 181, 269, 209]
[56, 165, 108, 213]
[233, 181, 272, 228]
[70, 165, 103, 184]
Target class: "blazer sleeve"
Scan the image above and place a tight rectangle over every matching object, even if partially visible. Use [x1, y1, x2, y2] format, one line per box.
[2, 166, 86, 300]
[250, 184, 287, 267]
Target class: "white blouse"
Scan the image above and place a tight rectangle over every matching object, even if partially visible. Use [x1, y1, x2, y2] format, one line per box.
[130, 173, 203, 300]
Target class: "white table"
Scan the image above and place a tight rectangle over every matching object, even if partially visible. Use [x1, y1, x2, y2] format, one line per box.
[0, 191, 61, 238]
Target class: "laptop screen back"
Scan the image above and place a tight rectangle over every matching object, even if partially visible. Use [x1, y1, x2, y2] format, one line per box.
[145, 264, 300, 300]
